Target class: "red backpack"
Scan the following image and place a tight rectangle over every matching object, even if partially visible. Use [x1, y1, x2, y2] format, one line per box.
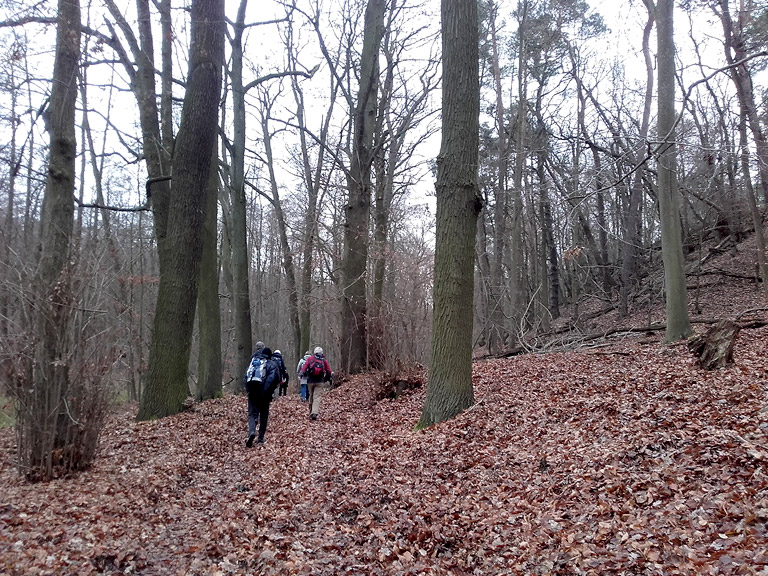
[304, 356, 326, 379]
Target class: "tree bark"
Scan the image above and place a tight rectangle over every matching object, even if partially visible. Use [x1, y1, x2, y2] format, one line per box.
[27, 0, 80, 479]
[340, 0, 386, 374]
[508, 0, 529, 344]
[656, 0, 691, 343]
[687, 320, 740, 370]
[227, 0, 254, 383]
[197, 146, 223, 401]
[717, 0, 768, 205]
[259, 97, 302, 371]
[621, 2, 654, 317]
[418, 0, 480, 429]
[139, 0, 224, 419]
[488, 3, 509, 353]
[738, 110, 768, 295]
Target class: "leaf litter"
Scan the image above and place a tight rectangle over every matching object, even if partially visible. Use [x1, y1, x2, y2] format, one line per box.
[2, 235, 768, 574]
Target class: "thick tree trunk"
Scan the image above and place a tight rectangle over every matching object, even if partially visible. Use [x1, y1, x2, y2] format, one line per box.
[537, 149, 559, 321]
[418, 0, 479, 429]
[340, 0, 386, 374]
[139, 0, 224, 420]
[657, 0, 691, 343]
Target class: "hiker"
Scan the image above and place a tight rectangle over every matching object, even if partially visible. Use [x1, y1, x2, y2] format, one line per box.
[272, 349, 289, 396]
[297, 350, 311, 402]
[302, 346, 332, 420]
[243, 346, 280, 446]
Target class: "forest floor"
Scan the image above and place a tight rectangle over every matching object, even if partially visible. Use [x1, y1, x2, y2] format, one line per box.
[1, 231, 767, 575]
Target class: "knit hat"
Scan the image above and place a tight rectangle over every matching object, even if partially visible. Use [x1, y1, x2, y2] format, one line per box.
[314, 346, 323, 355]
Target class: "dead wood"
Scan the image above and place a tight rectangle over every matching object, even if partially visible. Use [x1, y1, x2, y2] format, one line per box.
[687, 319, 741, 370]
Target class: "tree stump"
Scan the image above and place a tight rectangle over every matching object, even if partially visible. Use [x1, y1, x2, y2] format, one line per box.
[687, 320, 741, 370]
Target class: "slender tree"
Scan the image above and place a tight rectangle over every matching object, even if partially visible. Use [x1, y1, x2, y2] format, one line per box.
[226, 0, 254, 382]
[197, 146, 223, 401]
[25, 0, 80, 479]
[656, 0, 692, 342]
[418, 0, 480, 428]
[621, 0, 655, 317]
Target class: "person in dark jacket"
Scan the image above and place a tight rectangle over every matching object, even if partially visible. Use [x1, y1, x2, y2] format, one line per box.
[303, 346, 332, 420]
[272, 349, 289, 396]
[244, 346, 280, 446]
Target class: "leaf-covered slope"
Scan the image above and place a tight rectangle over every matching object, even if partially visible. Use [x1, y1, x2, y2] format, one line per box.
[1, 324, 767, 575]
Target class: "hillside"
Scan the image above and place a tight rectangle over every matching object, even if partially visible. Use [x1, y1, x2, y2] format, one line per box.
[1, 234, 767, 575]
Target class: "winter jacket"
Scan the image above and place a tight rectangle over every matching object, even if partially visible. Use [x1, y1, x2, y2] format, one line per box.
[303, 353, 332, 383]
[297, 354, 311, 382]
[244, 352, 280, 396]
[271, 351, 289, 383]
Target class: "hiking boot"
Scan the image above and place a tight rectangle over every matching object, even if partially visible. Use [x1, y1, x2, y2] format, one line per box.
[310, 413, 318, 420]
[246, 434, 256, 448]
[257, 436, 265, 444]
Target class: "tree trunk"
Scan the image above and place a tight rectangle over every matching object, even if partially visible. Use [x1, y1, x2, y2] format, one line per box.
[287, 18, 337, 361]
[227, 0, 254, 383]
[508, 0, 529, 344]
[717, 0, 768, 205]
[488, 3, 508, 353]
[138, 0, 224, 420]
[260, 99, 302, 370]
[197, 146, 223, 401]
[418, 0, 479, 429]
[0, 63, 18, 338]
[657, 0, 691, 343]
[738, 111, 768, 295]
[340, 0, 386, 374]
[25, 0, 80, 480]
[621, 2, 654, 317]
[537, 148, 559, 321]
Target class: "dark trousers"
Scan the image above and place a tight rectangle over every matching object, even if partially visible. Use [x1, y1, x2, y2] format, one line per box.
[278, 380, 288, 396]
[247, 387, 271, 440]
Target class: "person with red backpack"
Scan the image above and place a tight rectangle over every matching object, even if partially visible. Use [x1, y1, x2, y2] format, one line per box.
[302, 346, 332, 420]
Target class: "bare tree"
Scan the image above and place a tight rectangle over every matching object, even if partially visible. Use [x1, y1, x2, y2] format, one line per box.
[656, 0, 692, 342]
[138, 0, 224, 419]
[340, 0, 387, 374]
[418, 0, 480, 428]
[23, 0, 86, 479]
